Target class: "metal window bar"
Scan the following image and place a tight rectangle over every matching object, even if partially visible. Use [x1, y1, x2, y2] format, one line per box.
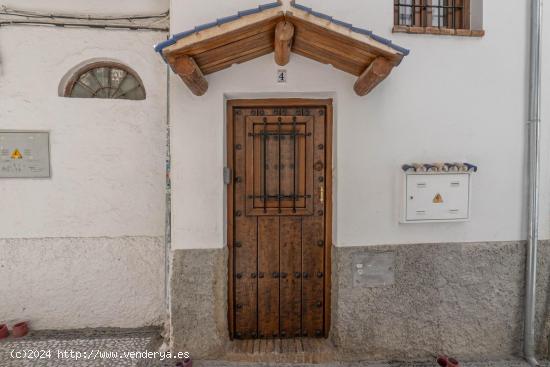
[249, 131, 309, 137]
[262, 116, 267, 213]
[452, 0, 456, 29]
[249, 194, 312, 200]
[395, 0, 465, 29]
[292, 116, 297, 213]
[257, 118, 313, 209]
[277, 118, 282, 214]
[257, 128, 311, 202]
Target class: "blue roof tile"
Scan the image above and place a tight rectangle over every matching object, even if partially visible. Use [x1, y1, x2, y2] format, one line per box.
[290, 2, 311, 13]
[311, 11, 333, 22]
[259, 2, 281, 11]
[194, 21, 218, 32]
[370, 33, 392, 45]
[217, 14, 240, 25]
[351, 26, 372, 37]
[238, 8, 261, 17]
[389, 44, 410, 56]
[331, 19, 353, 29]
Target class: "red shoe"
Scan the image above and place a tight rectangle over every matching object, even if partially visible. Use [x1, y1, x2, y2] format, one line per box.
[12, 322, 29, 338]
[436, 355, 459, 367]
[0, 324, 8, 339]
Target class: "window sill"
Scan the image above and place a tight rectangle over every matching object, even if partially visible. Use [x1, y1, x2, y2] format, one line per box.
[392, 25, 485, 37]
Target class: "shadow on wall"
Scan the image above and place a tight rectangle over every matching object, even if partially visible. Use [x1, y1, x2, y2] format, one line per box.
[0, 48, 4, 76]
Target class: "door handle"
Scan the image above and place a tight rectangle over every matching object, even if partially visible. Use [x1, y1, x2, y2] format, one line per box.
[319, 185, 324, 203]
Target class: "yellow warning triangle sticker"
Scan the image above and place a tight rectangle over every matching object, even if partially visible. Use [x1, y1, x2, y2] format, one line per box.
[10, 149, 23, 159]
[433, 193, 444, 204]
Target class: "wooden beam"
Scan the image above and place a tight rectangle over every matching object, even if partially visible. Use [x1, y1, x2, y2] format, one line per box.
[173, 55, 208, 96]
[353, 57, 393, 96]
[196, 30, 275, 74]
[274, 20, 294, 66]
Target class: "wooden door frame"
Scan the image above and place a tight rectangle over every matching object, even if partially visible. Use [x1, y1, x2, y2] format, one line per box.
[226, 98, 333, 339]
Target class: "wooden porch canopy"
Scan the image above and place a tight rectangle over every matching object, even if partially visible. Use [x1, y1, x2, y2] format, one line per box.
[154, 1, 409, 96]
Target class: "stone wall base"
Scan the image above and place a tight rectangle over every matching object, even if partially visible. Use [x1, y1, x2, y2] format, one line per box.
[170, 242, 550, 361]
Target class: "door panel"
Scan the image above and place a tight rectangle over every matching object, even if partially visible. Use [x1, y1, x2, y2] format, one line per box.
[301, 217, 324, 337]
[229, 102, 330, 340]
[279, 216, 302, 337]
[258, 216, 280, 337]
[233, 108, 258, 339]
[301, 108, 326, 337]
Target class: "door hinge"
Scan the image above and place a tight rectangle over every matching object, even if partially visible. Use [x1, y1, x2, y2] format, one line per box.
[223, 167, 232, 184]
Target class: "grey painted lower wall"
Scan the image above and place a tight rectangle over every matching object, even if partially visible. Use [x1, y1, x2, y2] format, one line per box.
[332, 241, 550, 361]
[0, 236, 165, 330]
[170, 248, 228, 358]
[169, 242, 550, 361]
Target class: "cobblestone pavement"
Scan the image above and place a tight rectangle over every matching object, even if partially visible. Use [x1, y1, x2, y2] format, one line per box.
[178, 361, 535, 367]
[155, 360, 534, 367]
[0, 328, 160, 367]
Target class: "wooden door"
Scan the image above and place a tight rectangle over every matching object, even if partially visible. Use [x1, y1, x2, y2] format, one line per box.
[227, 99, 332, 340]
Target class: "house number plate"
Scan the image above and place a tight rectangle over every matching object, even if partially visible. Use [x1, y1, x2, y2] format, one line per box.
[0, 131, 51, 178]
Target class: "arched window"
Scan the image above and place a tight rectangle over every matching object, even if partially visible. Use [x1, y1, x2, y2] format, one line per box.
[60, 59, 146, 100]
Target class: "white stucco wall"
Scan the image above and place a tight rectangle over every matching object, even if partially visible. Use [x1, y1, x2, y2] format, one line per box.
[0, 26, 167, 238]
[542, 8, 550, 248]
[0, 0, 168, 16]
[1, 237, 164, 330]
[0, 10, 168, 328]
[169, 0, 549, 249]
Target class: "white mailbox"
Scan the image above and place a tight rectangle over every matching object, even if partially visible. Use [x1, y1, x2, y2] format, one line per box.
[402, 173, 472, 223]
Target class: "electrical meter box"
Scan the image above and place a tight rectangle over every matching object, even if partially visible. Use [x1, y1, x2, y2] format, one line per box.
[402, 173, 471, 223]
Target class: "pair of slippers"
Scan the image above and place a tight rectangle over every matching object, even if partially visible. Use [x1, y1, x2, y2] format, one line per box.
[0, 322, 29, 339]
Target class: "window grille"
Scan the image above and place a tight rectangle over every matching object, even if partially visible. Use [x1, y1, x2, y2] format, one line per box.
[394, 0, 470, 30]
[63, 62, 146, 100]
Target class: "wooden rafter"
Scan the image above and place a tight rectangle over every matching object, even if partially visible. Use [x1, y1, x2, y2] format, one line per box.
[353, 57, 394, 96]
[172, 56, 208, 96]
[274, 20, 295, 66]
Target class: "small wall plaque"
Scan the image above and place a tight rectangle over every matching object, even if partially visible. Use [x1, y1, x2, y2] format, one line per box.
[0, 131, 51, 178]
[352, 251, 395, 288]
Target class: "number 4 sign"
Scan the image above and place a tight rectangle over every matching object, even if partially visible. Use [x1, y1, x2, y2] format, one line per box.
[277, 69, 287, 83]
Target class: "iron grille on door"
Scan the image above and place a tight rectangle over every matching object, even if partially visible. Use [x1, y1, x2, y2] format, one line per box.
[246, 116, 314, 216]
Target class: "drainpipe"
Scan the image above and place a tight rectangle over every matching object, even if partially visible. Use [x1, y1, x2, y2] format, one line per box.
[524, 0, 543, 365]
[164, 61, 172, 312]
